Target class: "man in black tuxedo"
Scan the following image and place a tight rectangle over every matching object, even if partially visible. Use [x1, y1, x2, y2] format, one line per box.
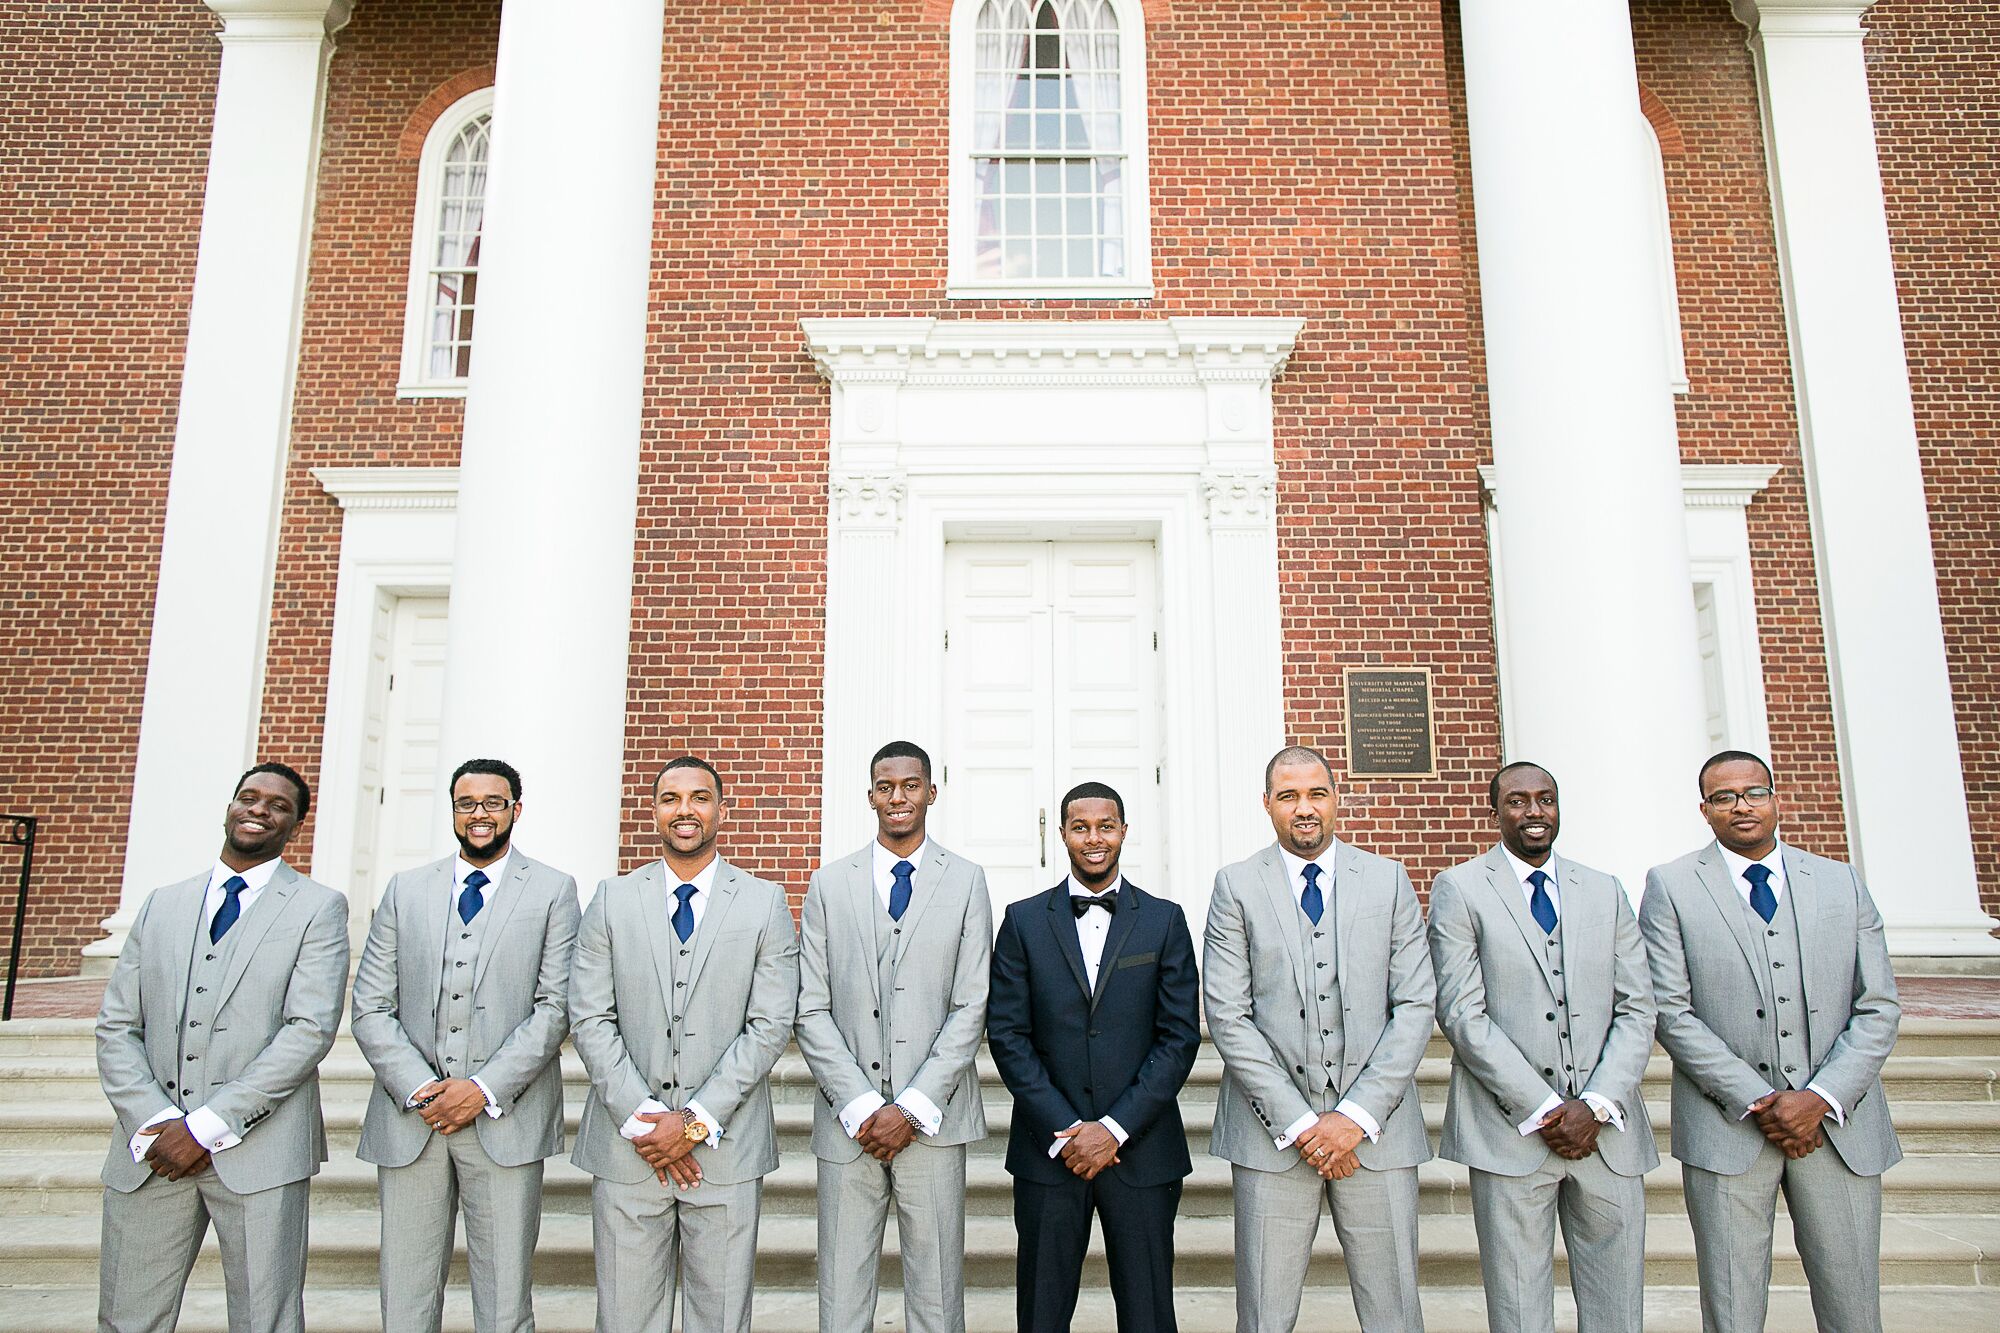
[987, 781, 1202, 1332]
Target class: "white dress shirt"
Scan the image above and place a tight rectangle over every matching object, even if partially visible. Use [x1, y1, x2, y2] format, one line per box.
[399, 852, 514, 1120]
[835, 840, 946, 1139]
[1500, 848, 1626, 1136]
[619, 856, 723, 1147]
[1717, 842, 1846, 1125]
[131, 858, 282, 1160]
[1273, 845, 1384, 1152]
[1049, 877, 1130, 1158]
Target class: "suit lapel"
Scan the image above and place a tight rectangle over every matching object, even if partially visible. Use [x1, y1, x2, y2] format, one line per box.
[683, 859, 740, 997]
[635, 862, 679, 1010]
[1089, 882, 1143, 1011]
[160, 873, 210, 1010]
[471, 855, 532, 995]
[1042, 884, 1093, 1002]
[894, 843, 949, 967]
[1484, 847, 1559, 996]
[211, 863, 299, 1013]
[1694, 843, 1770, 1002]
[1256, 844, 1312, 1006]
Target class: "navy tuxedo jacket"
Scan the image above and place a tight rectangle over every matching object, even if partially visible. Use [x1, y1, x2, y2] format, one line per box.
[987, 879, 1201, 1187]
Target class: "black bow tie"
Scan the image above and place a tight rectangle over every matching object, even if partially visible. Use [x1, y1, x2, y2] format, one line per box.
[1071, 892, 1118, 917]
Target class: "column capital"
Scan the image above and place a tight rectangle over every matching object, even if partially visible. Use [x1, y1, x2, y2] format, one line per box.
[831, 473, 908, 528]
[1730, 0, 1873, 38]
[206, 0, 353, 40]
[1200, 469, 1277, 528]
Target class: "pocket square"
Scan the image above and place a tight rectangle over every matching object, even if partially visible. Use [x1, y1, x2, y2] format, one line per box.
[1115, 951, 1157, 970]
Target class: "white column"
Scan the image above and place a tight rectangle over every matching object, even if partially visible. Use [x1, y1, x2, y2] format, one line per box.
[1733, 1, 1996, 953]
[823, 472, 910, 857]
[434, 0, 667, 891]
[1201, 469, 1284, 866]
[1460, 3, 1713, 894]
[89, 0, 351, 964]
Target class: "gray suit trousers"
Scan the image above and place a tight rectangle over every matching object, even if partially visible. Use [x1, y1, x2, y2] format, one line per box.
[1682, 1139, 1884, 1333]
[816, 1140, 968, 1333]
[98, 1173, 309, 1333]
[377, 1127, 545, 1333]
[1230, 1159, 1423, 1333]
[1468, 1153, 1645, 1333]
[591, 1173, 762, 1333]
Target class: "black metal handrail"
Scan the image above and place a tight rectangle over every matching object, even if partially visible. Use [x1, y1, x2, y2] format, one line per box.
[2, 815, 36, 1022]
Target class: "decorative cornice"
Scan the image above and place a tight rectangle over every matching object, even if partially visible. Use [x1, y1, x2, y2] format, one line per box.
[801, 317, 1305, 389]
[1730, 0, 1873, 38]
[831, 473, 907, 524]
[207, 0, 354, 39]
[1479, 463, 1780, 511]
[311, 466, 460, 512]
[1201, 469, 1278, 525]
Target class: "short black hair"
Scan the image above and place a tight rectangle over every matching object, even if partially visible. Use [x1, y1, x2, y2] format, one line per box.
[655, 755, 723, 799]
[236, 762, 310, 817]
[1489, 761, 1557, 809]
[870, 740, 932, 783]
[1698, 749, 1773, 795]
[1264, 744, 1335, 794]
[1060, 781, 1126, 823]
[450, 758, 522, 802]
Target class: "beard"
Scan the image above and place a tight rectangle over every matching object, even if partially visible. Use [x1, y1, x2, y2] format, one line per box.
[457, 822, 514, 861]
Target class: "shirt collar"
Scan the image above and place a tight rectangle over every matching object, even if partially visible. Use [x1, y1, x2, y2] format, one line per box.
[873, 838, 928, 878]
[210, 857, 281, 894]
[454, 850, 512, 891]
[661, 854, 721, 894]
[1065, 874, 1125, 900]
[1501, 845, 1558, 889]
[1717, 842, 1785, 889]
[1278, 842, 1339, 886]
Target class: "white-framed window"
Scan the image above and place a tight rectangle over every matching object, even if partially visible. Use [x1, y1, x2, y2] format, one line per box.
[948, 0, 1153, 300]
[398, 88, 493, 397]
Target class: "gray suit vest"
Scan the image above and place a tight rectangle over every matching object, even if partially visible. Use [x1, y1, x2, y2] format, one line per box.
[873, 901, 900, 1098]
[431, 889, 496, 1081]
[1300, 909, 1345, 1111]
[1740, 885, 1813, 1091]
[174, 906, 246, 1107]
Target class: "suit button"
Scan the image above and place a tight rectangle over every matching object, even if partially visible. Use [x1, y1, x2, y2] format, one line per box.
[1757, 1009, 1765, 1018]
[1089, 1030, 1100, 1039]
[1084, 1086, 1094, 1095]
[1546, 1013, 1556, 1021]
[165, 1081, 175, 1091]
[1758, 1063, 1770, 1072]
[873, 1010, 880, 1018]
[871, 1062, 881, 1071]
[194, 987, 205, 995]
[1299, 1009, 1307, 1018]
[1543, 1067, 1555, 1077]
[1295, 1065, 1306, 1074]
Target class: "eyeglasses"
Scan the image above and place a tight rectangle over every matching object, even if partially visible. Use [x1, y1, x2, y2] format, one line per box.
[1702, 786, 1775, 811]
[452, 797, 515, 814]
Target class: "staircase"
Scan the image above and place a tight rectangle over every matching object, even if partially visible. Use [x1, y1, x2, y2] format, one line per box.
[4, 1019, 1999, 1331]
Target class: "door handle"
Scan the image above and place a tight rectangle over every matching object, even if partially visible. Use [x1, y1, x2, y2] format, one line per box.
[1039, 808, 1047, 869]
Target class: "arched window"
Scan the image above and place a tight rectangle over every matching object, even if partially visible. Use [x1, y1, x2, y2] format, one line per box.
[949, 0, 1152, 298]
[399, 88, 493, 396]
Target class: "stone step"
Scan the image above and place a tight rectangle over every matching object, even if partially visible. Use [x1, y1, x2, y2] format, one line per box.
[10, 1206, 2000, 1292]
[8, 1146, 1999, 1220]
[7, 1283, 2000, 1333]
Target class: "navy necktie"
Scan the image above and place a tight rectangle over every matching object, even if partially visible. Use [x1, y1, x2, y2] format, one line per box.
[1528, 869, 1558, 935]
[673, 883, 697, 943]
[459, 869, 489, 924]
[1746, 863, 1778, 923]
[1300, 862, 1325, 925]
[209, 875, 247, 943]
[889, 860, 915, 921]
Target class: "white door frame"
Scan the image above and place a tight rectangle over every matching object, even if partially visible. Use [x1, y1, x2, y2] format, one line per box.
[309, 467, 458, 919]
[805, 317, 1302, 930]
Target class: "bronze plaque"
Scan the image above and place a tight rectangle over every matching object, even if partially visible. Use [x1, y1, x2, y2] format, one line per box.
[1344, 668, 1436, 779]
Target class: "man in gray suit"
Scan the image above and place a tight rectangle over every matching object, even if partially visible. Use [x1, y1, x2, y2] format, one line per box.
[1428, 762, 1657, 1333]
[570, 755, 799, 1333]
[1640, 749, 1902, 1333]
[796, 739, 992, 1333]
[350, 757, 581, 1333]
[95, 762, 349, 1333]
[1203, 744, 1436, 1333]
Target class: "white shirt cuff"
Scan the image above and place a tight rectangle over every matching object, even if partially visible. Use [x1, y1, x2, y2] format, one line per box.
[183, 1105, 240, 1154]
[403, 1081, 436, 1109]
[1334, 1099, 1382, 1144]
[471, 1075, 503, 1119]
[1580, 1091, 1626, 1132]
[895, 1088, 943, 1137]
[128, 1106, 182, 1163]
[1275, 1111, 1320, 1151]
[1045, 1116, 1130, 1159]
[1742, 1089, 1777, 1121]
[620, 1097, 672, 1141]
[839, 1092, 887, 1140]
[684, 1099, 723, 1149]
[1807, 1082, 1846, 1126]
[1518, 1091, 1566, 1138]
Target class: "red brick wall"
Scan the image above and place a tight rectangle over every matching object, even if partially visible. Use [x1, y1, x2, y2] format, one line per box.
[0, 3, 219, 976]
[1866, 0, 2000, 918]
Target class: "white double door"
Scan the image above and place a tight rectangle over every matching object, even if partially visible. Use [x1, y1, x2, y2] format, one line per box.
[349, 593, 451, 923]
[939, 541, 1165, 908]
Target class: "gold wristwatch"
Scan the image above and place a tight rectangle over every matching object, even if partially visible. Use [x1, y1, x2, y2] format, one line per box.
[681, 1108, 711, 1143]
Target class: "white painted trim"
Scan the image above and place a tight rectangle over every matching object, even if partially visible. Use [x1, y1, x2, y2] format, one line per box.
[945, 0, 1154, 299]
[397, 85, 493, 397]
[1641, 115, 1691, 396]
[307, 467, 457, 923]
[806, 316, 1300, 931]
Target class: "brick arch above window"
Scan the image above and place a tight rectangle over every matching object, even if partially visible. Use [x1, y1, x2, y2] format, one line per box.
[398, 66, 498, 161]
[922, 0, 1171, 20]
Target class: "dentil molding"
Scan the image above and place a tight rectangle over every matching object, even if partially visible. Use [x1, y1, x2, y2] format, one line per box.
[312, 466, 461, 511]
[801, 317, 1305, 388]
[1479, 463, 1779, 511]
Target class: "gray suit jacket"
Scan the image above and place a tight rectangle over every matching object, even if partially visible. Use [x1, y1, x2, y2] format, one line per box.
[1203, 840, 1436, 1172]
[1429, 847, 1659, 1178]
[96, 862, 350, 1194]
[569, 858, 799, 1186]
[795, 841, 992, 1162]
[1639, 840, 1902, 1177]
[350, 851, 581, 1169]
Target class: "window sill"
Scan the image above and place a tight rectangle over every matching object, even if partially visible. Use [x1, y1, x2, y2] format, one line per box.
[396, 381, 470, 400]
[946, 281, 1155, 302]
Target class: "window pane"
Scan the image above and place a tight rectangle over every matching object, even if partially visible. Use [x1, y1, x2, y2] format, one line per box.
[423, 110, 491, 380]
[1068, 238, 1092, 276]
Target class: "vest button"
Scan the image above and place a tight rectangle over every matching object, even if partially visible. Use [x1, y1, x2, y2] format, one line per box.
[1781, 1031, 1791, 1038]
[451, 1027, 460, 1033]
[871, 1062, 881, 1071]
[194, 987, 205, 994]
[1546, 1013, 1556, 1021]
[453, 994, 462, 1001]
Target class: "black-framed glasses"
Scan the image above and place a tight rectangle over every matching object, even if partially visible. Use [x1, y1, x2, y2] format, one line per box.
[452, 797, 515, 815]
[1702, 786, 1775, 811]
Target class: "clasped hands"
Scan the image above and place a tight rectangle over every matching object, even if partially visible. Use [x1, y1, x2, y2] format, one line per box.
[855, 1105, 919, 1163]
[136, 1118, 210, 1181]
[409, 1078, 489, 1135]
[1295, 1111, 1364, 1180]
[1535, 1099, 1603, 1161]
[631, 1109, 705, 1189]
[1748, 1088, 1831, 1159]
[1054, 1120, 1120, 1180]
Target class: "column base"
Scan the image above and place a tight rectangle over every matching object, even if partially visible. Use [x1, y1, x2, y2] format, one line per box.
[1885, 920, 2000, 958]
[77, 909, 136, 971]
